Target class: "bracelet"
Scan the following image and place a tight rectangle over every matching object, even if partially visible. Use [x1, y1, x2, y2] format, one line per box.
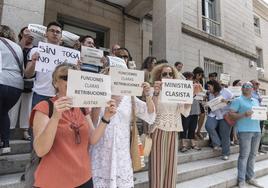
[101, 117, 110, 124]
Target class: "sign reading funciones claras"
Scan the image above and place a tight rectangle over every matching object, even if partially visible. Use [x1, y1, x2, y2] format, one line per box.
[110, 67, 144, 96]
[35, 42, 80, 72]
[161, 79, 193, 104]
[67, 69, 111, 107]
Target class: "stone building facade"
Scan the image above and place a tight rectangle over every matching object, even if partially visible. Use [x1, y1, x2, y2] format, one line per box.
[0, 0, 267, 92]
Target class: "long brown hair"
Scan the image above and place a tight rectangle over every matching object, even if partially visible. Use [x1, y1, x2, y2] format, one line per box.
[150, 64, 180, 83]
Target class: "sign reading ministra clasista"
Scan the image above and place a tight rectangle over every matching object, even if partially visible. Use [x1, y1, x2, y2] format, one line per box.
[110, 67, 144, 96]
[67, 69, 111, 107]
[161, 79, 193, 104]
[35, 42, 80, 72]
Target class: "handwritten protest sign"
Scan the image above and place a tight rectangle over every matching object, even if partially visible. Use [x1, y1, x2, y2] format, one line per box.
[206, 95, 227, 111]
[0, 52, 2, 73]
[251, 106, 268, 120]
[228, 86, 242, 97]
[220, 73, 231, 85]
[35, 42, 80, 72]
[81, 46, 103, 66]
[107, 56, 128, 69]
[67, 69, 111, 107]
[261, 96, 268, 106]
[110, 67, 144, 96]
[161, 79, 193, 104]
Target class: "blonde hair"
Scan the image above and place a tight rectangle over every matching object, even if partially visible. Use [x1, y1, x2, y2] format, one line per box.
[150, 64, 180, 83]
[52, 63, 78, 93]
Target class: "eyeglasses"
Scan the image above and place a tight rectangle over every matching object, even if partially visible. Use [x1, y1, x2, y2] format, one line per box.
[47, 29, 62, 35]
[161, 72, 174, 77]
[58, 75, 68, 81]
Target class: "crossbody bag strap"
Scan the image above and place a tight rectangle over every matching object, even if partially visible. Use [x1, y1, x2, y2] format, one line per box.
[0, 37, 23, 76]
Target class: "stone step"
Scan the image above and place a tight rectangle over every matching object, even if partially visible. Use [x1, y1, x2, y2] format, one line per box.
[243, 174, 268, 188]
[134, 152, 268, 188]
[176, 156, 268, 188]
[0, 154, 30, 175]
[0, 173, 24, 188]
[9, 140, 31, 155]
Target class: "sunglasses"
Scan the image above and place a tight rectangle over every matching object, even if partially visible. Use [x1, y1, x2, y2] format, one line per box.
[242, 85, 253, 89]
[161, 72, 174, 77]
[59, 75, 68, 81]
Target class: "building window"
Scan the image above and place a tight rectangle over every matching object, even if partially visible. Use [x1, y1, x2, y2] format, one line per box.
[254, 16, 261, 36]
[149, 40, 153, 56]
[204, 57, 223, 80]
[256, 47, 263, 68]
[202, 0, 221, 36]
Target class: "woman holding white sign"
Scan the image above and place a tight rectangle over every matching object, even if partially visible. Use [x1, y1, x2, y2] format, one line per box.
[30, 63, 117, 188]
[205, 80, 233, 160]
[149, 64, 191, 188]
[90, 48, 156, 188]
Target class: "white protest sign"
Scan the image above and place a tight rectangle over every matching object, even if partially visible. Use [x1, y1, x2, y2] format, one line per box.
[161, 79, 193, 104]
[28, 24, 46, 40]
[251, 106, 268, 120]
[0, 52, 2, 73]
[194, 90, 207, 101]
[228, 86, 242, 97]
[81, 46, 103, 66]
[107, 56, 128, 69]
[67, 69, 111, 107]
[35, 42, 80, 72]
[62, 30, 79, 47]
[206, 95, 227, 111]
[110, 67, 144, 96]
[220, 73, 231, 85]
[261, 96, 268, 106]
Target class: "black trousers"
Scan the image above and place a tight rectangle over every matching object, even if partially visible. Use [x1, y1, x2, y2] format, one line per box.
[181, 115, 198, 139]
[0, 84, 22, 143]
[76, 178, 93, 188]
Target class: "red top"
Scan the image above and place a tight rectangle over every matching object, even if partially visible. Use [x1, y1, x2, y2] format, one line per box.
[30, 97, 92, 188]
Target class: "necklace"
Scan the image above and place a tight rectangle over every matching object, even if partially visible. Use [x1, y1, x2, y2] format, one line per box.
[66, 108, 82, 144]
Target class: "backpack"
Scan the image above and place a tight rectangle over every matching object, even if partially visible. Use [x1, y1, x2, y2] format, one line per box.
[21, 98, 86, 188]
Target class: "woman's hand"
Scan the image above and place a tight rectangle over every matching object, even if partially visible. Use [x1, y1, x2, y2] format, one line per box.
[142, 82, 151, 96]
[31, 52, 39, 64]
[52, 97, 72, 119]
[103, 99, 117, 121]
[153, 81, 162, 96]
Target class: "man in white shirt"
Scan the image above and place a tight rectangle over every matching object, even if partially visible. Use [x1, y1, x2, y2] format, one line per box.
[25, 21, 63, 108]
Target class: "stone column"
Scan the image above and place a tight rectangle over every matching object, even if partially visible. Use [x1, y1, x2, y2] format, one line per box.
[0, 0, 46, 36]
[152, 0, 183, 64]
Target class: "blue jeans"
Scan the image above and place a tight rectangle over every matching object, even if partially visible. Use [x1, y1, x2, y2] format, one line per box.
[0, 84, 22, 143]
[31, 92, 50, 109]
[205, 116, 231, 155]
[237, 132, 261, 182]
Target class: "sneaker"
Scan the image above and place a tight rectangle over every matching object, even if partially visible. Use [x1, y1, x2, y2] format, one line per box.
[222, 155, 229, 160]
[246, 179, 264, 188]
[238, 181, 246, 188]
[0, 147, 11, 155]
[213, 146, 221, 152]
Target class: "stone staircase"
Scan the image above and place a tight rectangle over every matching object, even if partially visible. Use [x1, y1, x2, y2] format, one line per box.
[1, 138, 268, 188]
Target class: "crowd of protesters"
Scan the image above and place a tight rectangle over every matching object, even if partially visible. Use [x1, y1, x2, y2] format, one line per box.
[0, 21, 267, 188]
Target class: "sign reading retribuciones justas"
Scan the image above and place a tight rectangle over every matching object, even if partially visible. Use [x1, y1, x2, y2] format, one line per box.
[35, 42, 80, 72]
[81, 46, 103, 66]
[67, 69, 111, 107]
[261, 96, 268, 106]
[110, 67, 144, 96]
[228, 86, 242, 97]
[161, 79, 193, 104]
[107, 56, 128, 69]
[251, 106, 268, 121]
[206, 95, 227, 111]
[220, 73, 231, 85]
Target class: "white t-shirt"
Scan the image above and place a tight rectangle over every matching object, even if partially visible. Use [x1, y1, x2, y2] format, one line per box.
[28, 47, 55, 97]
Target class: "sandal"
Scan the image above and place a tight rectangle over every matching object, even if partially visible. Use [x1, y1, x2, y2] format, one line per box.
[191, 145, 201, 151]
[180, 146, 188, 153]
[23, 131, 31, 141]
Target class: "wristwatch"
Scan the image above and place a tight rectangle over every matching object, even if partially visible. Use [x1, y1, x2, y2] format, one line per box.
[101, 117, 110, 124]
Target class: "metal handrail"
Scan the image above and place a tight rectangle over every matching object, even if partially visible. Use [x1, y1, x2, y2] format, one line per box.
[202, 16, 221, 36]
